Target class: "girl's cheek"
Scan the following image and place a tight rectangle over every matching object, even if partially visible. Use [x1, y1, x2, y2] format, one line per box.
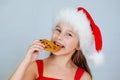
[51, 33, 58, 40]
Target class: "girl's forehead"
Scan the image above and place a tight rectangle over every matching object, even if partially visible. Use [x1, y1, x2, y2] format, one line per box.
[56, 22, 78, 34]
[57, 23, 74, 30]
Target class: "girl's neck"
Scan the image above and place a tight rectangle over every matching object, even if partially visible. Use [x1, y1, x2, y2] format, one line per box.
[45, 55, 76, 68]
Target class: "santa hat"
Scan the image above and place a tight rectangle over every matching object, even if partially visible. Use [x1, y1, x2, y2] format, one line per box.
[53, 7, 104, 66]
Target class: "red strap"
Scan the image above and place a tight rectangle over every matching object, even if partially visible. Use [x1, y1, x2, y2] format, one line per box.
[36, 60, 60, 80]
[74, 68, 84, 80]
[36, 60, 43, 77]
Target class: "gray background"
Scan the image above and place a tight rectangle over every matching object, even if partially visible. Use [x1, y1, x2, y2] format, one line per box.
[0, 0, 120, 80]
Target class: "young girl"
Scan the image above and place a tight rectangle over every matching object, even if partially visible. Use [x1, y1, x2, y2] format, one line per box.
[10, 7, 103, 80]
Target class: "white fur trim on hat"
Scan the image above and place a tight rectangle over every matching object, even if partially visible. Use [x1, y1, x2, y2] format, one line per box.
[89, 51, 105, 67]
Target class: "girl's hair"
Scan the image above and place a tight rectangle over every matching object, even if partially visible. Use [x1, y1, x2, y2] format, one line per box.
[71, 50, 92, 78]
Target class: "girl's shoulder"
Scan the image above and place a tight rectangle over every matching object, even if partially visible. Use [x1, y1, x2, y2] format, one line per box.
[23, 60, 39, 79]
[75, 67, 91, 80]
[80, 70, 92, 80]
[74, 67, 84, 80]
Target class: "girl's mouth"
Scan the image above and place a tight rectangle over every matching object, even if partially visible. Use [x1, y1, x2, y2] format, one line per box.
[54, 41, 65, 48]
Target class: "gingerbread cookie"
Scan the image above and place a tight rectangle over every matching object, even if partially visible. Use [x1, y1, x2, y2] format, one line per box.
[40, 39, 61, 52]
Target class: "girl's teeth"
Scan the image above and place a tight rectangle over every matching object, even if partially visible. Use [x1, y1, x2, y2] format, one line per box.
[54, 41, 64, 48]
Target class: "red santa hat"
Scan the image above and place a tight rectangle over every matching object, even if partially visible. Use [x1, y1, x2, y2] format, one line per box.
[53, 7, 105, 66]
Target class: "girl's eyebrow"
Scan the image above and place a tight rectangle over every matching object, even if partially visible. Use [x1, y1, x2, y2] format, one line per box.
[67, 30, 75, 35]
[56, 25, 61, 28]
[55, 25, 76, 36]
[56, 26, 76, 35]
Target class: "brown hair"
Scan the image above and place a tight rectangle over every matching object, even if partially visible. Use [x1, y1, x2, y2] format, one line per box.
[71, 50, 92, 78]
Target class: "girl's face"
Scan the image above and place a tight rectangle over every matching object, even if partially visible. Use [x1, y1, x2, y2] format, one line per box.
[51, 22, 79, 55]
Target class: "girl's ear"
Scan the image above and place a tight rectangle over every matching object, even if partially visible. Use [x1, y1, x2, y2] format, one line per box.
[75, 41, 80, 50]
[75, 46, 80, 50]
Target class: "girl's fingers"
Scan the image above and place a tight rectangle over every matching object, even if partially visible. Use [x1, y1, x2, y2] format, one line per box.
[29, 44, 44, 52]
[24, 39, 45, 63]
[32, 39, 41, 44]
[32, 39, 45, 47]
[27, 40, 45, 54]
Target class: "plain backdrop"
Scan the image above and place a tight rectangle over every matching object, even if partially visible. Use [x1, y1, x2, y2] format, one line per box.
[0, 0, 120, 80]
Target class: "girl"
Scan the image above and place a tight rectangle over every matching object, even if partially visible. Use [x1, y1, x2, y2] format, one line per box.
[10, 7, 103, 80]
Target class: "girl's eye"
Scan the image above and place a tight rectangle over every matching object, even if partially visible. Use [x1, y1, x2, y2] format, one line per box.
[56, 28, 61, 33]
[67, 33, 72, 37]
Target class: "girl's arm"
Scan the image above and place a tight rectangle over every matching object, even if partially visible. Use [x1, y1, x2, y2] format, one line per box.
[9, 59, 32, 80]
[9, 40, 45, 80]
[22, 61, 38, 80]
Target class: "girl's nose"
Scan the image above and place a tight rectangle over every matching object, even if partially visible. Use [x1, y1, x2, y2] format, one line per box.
[57, 33, 64, 40]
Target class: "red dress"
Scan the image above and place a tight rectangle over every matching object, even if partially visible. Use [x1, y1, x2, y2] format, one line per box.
[36, 60, 84, 80]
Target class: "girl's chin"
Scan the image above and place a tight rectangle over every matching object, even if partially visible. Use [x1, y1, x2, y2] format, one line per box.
[52, 51, 61, 54]
[52, 51, 69, 56]
[51, 51, 64, 56]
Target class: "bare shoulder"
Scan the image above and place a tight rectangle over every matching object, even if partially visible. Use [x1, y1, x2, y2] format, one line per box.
[29, 61, 39, 77]
[26, 61, 37, 72]
[80, 71, 92, 80]
[23, 61, 38, 80]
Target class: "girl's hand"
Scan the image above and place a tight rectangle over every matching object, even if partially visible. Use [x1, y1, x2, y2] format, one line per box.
[9, 39, 45, 80]
[24, 39, 45, 64]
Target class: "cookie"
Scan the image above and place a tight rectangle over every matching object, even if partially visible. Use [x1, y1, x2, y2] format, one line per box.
[40, 39, 61, 52]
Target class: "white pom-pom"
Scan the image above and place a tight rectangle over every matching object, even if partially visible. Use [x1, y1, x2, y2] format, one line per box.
[89, 51, 105, 67]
